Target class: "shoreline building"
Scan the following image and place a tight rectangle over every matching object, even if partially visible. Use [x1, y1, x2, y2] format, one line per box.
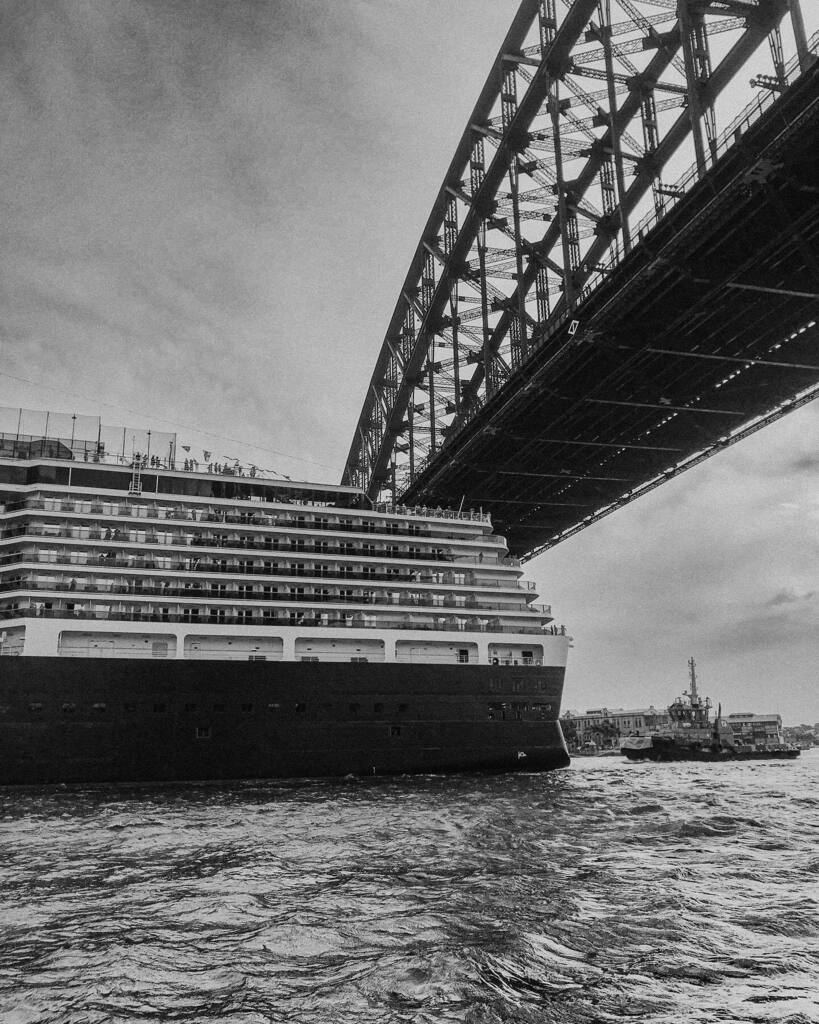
[724, 712, 785, 747]
[562, 705, 671, 748]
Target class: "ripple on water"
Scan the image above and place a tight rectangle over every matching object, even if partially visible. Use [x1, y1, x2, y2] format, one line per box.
[0, 754, 818, 1023]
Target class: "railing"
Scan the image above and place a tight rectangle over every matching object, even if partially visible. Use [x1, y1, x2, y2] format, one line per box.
[0, 606, 550, 635]
[0, 580, 542, 615]
[0, 499, 500, 546]
[372, 501, 491, 525]
[0, 550, 534, 594]
[0, 436, 491, 523]
[0, 549, 476, 584]
[0, 525, 459, 563]
[0, 432, 257, 476]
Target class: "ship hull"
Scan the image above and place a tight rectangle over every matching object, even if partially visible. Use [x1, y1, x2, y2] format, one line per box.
[623, 744, 799, 763]
[0, 658, 569, 784]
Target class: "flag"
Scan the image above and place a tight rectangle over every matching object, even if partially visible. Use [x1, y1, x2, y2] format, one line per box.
[203, 451, 211, 460]
[181, 445, 191, 452]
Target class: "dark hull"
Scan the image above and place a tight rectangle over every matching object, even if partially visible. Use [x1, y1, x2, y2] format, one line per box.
[0, 657, 569, 784]
[624, 746, 800, 763]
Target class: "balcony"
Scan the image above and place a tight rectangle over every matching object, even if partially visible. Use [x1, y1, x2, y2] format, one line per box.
[0, 496, 490, 536]
[0, 604, 548, 635]
[0, 581, 545, 620]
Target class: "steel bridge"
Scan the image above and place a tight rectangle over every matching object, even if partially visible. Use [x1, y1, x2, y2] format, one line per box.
[342, 0, 819, 559]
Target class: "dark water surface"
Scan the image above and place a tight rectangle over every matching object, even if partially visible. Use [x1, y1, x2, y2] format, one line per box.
[1, 752, 817, 1024]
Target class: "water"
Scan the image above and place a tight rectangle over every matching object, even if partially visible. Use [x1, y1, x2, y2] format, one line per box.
[1, 752, 817, 1024]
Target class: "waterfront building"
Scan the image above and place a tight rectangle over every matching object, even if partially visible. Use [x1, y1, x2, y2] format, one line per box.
[724, 712, 785, 747]
[562, 705, 671, 747]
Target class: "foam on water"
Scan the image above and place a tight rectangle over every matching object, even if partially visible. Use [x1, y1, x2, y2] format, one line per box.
[1, 752, 817, 1023]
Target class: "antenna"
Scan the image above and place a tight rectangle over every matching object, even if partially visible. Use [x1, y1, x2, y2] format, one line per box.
[688, 656, 698, 700]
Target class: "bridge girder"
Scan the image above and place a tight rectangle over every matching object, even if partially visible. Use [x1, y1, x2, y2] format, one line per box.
[343, 0, 817, 558]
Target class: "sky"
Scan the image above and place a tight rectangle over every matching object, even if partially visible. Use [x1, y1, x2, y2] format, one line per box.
[1, 1, 817, 723]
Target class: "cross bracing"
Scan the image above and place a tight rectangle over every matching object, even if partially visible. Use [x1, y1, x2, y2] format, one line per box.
[342, 0, 817, 559]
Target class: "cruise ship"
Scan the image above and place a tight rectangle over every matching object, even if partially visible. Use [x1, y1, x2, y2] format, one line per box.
[0, 409, 570, 784]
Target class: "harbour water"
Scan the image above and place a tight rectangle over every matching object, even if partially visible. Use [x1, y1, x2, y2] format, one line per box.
[1, 752, 817, 1023]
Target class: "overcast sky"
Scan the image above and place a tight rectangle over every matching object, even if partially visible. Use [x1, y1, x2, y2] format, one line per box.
[1, 1, 817, 723]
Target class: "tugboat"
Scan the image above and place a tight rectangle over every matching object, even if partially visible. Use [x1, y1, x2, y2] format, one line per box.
[620, 659, 800, 763]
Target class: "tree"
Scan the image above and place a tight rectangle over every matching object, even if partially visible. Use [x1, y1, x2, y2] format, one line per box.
[560, 713, 579, 750]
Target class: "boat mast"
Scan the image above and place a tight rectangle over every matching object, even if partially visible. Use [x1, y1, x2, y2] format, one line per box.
[688, 656, 698, 700]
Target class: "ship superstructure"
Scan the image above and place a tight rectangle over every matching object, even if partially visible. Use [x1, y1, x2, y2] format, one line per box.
[0, 409, 570, 783]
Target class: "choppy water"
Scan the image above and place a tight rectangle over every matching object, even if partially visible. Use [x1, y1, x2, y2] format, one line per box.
[1, 752, 817, 1024]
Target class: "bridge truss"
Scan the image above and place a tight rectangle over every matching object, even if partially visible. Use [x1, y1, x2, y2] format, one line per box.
[342, 0, 818, 558]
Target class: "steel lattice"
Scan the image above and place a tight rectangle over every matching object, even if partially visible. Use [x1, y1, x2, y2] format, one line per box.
[343, 0, 818, 558]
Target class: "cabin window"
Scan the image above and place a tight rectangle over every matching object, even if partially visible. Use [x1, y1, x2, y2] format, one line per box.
[295, 702, 306, 713]
[153, 702, 167, 713]
[241, 703, 253, 713]
[457, 648, 470, 663]
[195, 727, 211, 740]
[213, 703, 226, 713]
[61, 702, 76, 713]
[373, 703, 384, 713]
[184, 702, 197, 712]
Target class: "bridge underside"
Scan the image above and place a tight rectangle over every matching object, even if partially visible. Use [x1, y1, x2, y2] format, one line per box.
[403, 61, 819, 558]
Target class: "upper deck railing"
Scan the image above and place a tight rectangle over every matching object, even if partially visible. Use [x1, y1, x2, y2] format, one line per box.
[0, 431, 493, 525]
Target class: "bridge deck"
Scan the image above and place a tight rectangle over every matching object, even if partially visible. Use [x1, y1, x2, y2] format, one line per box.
[403, 59, 819, 559]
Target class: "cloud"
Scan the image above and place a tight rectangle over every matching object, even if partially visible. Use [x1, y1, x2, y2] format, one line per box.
[790, 455, 819, 473]
[766, 588, 817, 607]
